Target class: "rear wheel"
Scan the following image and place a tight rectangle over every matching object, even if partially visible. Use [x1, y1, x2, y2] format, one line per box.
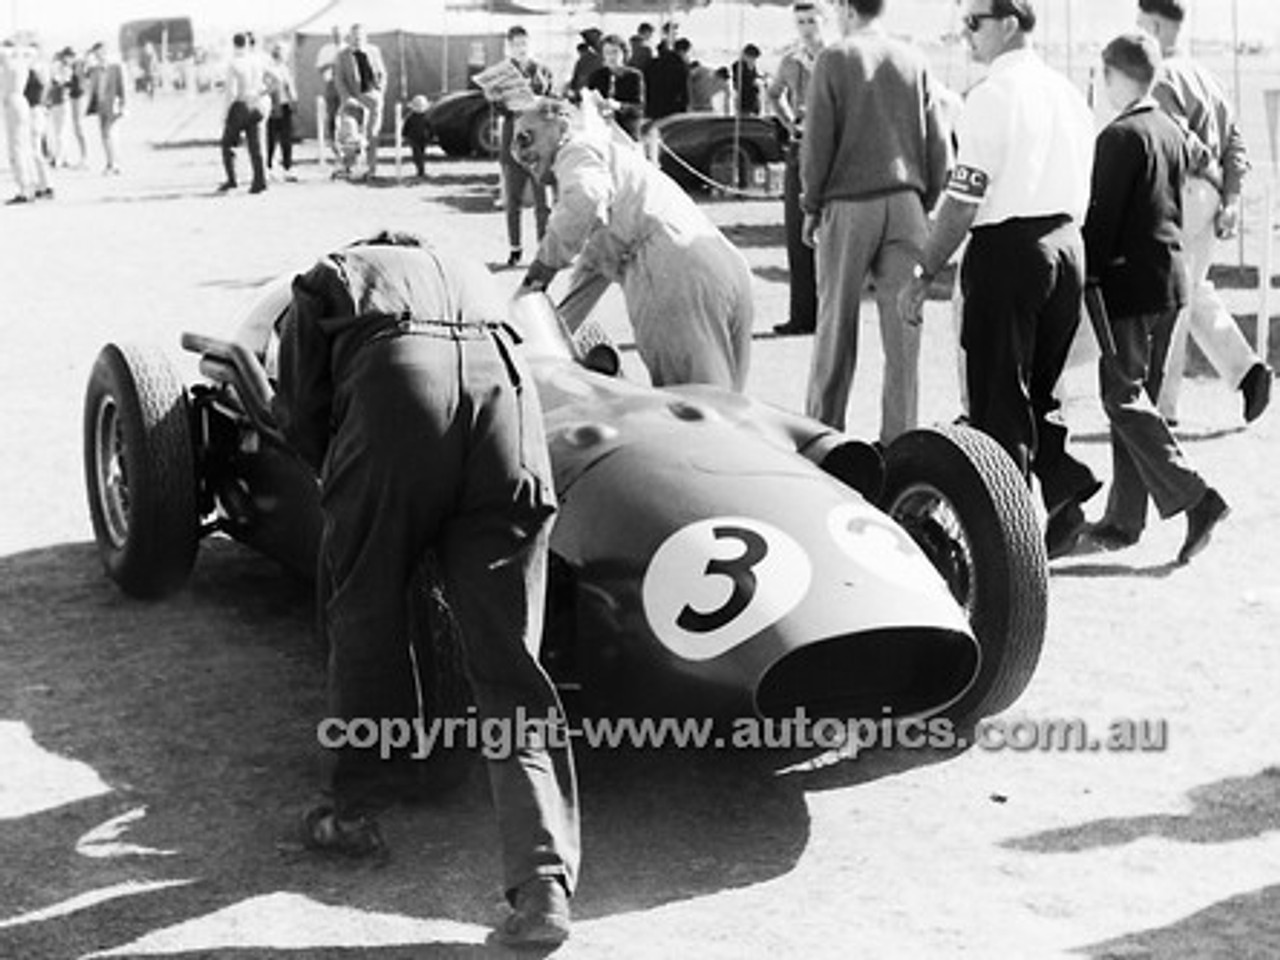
[882, 425, 1047, 719]
[470, 106, 502, 158]
[83, 342, 200, 598]
[706, 140, 760, 192]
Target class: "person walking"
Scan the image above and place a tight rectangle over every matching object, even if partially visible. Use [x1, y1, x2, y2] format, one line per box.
[767, 0, 826, 336]
[314, 25, 344, 155]
[1077, 32, 1228, 563]
[218, 32, 266, 193]
[334, 23, 387, 178]
[516, 98, 753, 391]
[800, 0, 951, 445]
[274, 233, 579, 947]
[1136, 0, 1272, 426]
[899, 0, 1102, 559]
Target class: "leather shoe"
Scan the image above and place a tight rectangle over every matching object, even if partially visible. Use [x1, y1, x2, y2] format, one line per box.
[506, 247, 523, 268]
[1076, 521, 1140, 553]
[1177, 487, 1229, 564]
[1045, 499, 1087, 560]
[498, 877, 571, 947]
[1240, 362, 1272, 423]
[773, 320, 815, 336]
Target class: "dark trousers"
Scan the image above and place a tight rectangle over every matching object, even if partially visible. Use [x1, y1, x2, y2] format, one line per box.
[318, 326, 578, 899]
[221, 100, 265, 189]
[267, 105, 293, 171]
[1100, 307, 1206, 534]
[961, 217, 1099, 511]
[409, 141, 428, 176]
[502, 158, 550, 252]
[783, 142, 816, 330]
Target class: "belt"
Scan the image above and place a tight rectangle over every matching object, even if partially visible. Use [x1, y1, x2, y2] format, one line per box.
[365, 313, 522, 344]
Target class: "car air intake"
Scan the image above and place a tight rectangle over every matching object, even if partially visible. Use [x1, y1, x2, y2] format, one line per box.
[754, 628, 978, 720]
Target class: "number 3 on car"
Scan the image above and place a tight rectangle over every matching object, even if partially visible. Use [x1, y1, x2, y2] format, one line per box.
[642, 517, 812, 661]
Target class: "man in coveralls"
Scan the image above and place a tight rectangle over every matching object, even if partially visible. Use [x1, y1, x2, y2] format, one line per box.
[517, 97, 753, 391]
[274, 232, 579, 947]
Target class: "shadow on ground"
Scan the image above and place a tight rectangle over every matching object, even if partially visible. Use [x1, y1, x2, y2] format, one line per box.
[0, 539, 828, 957]
[999, 769, 1280, 959]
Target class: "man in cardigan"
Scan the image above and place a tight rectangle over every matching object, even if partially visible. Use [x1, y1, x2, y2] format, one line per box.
[800, 0, 950, 445]
[333, 22, 386, 178]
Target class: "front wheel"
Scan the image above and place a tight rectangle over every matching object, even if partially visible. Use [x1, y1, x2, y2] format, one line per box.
[881, 425, 1047, 720]
[83, 343, 200, 598]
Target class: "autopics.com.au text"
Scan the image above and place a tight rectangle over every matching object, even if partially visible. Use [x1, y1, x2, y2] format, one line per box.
[316, 708, 1169, 761]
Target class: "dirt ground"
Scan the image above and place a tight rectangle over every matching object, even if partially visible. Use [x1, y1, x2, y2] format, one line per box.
[1, 93, 1279, 960]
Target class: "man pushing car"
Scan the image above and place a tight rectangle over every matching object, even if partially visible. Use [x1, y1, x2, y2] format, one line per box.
[272, 231, 579, 947]
[515, 95, 754, 391]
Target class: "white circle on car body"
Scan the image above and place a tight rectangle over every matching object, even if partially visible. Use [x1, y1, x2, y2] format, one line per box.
[827, 502, 948, 595]
[642, 516, 812, 661]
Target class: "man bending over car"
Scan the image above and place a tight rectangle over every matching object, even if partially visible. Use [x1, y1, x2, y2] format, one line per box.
[273, 231, 579, 947]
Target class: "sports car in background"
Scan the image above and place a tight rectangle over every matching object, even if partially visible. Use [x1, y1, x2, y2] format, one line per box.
[425, 88, 502, 158]
[648, 112, 786, 194]
[83, 286, 1047, 732]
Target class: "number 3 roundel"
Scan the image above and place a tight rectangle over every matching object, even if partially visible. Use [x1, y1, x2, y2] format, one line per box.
[642, 517, 811, 661]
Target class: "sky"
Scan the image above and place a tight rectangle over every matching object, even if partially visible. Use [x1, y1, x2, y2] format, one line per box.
[5, 0, 1280, 55]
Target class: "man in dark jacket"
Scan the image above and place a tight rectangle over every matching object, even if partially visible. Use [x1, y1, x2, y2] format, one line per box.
[643, 24, 689, 120]
[274, 233, 579, 947]
[1078, 32, 1227, 562]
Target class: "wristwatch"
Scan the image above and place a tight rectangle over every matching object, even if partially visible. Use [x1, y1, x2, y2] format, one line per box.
[912, 260, 936, 284]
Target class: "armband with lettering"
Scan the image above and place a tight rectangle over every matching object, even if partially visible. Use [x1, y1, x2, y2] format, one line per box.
[946, 164, 989, 202]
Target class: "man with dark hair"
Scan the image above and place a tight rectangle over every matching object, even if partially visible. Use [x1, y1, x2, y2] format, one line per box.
[568, 27, 603, 100]
[801, 0, 951, 445]
[1077, 31, 1227, 562]
[275, 232, 579, 947]
[219, 32, 266, 193]
[768, 0, 826, 336]
[629, 21, 654, 70]
[729, 43, 763, 116]
[495, 25, 555, 266]
[642, 22, 688, 119]
[1136, 0, 1272, 425]
[899, 0, 1102, 558]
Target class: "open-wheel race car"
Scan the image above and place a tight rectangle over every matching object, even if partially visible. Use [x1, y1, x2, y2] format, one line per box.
[84, 284, 1048, 730]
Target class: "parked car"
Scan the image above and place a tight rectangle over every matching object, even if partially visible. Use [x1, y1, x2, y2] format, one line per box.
[83, 284, 1046, 731]
[648, 112, 786, 194]
[425, 88, 502, 158]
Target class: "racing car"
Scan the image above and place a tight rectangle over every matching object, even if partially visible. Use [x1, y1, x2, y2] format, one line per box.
[83, 287, 1047, 728]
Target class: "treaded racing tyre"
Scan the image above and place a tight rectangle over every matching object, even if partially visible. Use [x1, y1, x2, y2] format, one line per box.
[881, 424, 1048, 720]
[84, 342, 199, 598]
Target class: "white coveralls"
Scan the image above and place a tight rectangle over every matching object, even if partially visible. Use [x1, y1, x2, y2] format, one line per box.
[1, 46, 36, 200]
[537, 130, 753, 391]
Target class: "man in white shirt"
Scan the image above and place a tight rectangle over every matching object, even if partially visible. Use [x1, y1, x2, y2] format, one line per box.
[900, 0, 1101, 558]
[219, 32, 267, 193]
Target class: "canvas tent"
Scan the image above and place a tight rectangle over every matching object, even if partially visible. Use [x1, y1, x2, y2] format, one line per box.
[290, 0, 559, 139]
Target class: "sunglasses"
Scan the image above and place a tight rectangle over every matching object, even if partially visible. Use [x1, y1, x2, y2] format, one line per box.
[962, 12, 1005, 31]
